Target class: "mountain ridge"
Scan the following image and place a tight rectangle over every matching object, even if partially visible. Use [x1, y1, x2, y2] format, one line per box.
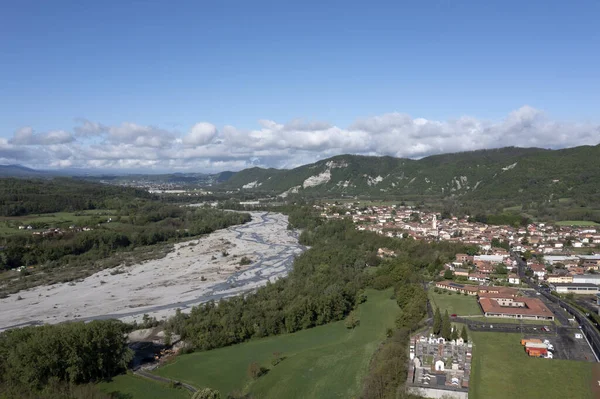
[221, 144, 600, 204]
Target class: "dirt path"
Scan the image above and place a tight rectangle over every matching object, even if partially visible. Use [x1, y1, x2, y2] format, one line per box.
[134, 369, 197, 393]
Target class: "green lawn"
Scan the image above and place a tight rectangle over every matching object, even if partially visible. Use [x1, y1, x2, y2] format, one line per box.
[97, 373, 190, 399]
[555, 220, 600, 226]
[429, 289, 483, 316]
[155, 289, 398, 398]
[469, 331, 594, 399]
[467, 316, 555, 325]
[0, 210, 120, 236]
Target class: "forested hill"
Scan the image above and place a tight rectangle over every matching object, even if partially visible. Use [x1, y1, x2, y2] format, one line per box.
[0, 178, 153, 216]
[221, 144, 600, 203]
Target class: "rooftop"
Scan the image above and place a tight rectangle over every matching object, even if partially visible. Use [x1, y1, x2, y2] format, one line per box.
[479, 297, 554, 317]
[551, 282, 599, 288]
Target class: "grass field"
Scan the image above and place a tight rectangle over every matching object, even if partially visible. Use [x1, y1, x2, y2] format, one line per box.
[467, 316, 555, 325]
[469, 331, 594, 399]
[429, 289, 483, 316]
[554, 220, 600, 226]
[97, 373, 190, 399]
[155, 289, 398, 398]
[0, 210, 121, 236]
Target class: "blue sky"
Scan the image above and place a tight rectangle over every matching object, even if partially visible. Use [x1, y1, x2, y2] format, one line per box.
[0, 0, 599, 171]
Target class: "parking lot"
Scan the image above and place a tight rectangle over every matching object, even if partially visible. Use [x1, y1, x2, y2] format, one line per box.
[523, 327, 596, 362]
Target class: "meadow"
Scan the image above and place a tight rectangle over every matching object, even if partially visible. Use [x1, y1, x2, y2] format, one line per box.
[0, 210, 120, 236]
[97, 373, 190, 399]
[469, 331, 594, 399]
[428, 288, 483, 316]
[554, 220, 600, 226]
[154, 288, 398, 398]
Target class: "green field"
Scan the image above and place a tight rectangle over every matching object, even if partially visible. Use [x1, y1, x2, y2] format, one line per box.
[429, 289, 483, 316]
[469, 331, 594, 399]
[0, 210, 121, 236]
[98, 373, 190, 399]
[554, 220, 600, 226]
[155, 289, 398, 398]
[467, 316, 555, 325]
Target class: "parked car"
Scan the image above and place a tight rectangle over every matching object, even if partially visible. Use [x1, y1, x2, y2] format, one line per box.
[451, 314, 457, 317]
[542, 326, 550, 332]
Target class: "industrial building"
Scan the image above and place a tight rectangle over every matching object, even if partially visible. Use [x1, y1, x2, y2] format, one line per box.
[550, 283, 599, 295]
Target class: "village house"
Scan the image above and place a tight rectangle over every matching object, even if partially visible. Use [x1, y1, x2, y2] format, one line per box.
[435, 281, 479, 296]
[547, 274, 573, 284]
[468, 273, 489, 283]
[529, 264, 547, 279]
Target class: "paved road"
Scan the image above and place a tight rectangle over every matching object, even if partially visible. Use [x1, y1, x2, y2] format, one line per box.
[2, 212, 305, 329]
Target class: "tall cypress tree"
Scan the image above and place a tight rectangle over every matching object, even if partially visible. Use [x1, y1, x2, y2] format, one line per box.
[441, 310, 451, 339]
[433, 307, 442, 335]
[451, 324, 459, 341]
[461, 325, 469, 342]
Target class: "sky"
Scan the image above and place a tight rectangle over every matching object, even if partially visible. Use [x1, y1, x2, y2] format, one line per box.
[1, 0, 599, 173]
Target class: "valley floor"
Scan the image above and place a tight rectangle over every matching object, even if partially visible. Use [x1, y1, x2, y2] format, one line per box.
[0, 212, 304, 330]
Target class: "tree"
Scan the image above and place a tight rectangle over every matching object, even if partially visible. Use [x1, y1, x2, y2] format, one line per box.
[433, 307, 442, 335]
[461, 325, 468, 342]
[443, 269, 454, 280]
[441, 310, 451, 339]
[451, 325, 459, 341]
[344, 311, 360, 329]
[192, 388, 221, 399]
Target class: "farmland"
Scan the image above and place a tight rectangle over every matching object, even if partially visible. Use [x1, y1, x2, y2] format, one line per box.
[0, 210, 120, 236]
[154, 288, 398, 398]
[469, 331, 594, 399]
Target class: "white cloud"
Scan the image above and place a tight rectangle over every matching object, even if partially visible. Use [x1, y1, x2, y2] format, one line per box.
[108, 122, 175, 148]
[10, 127, 74, 145]
[73, 119, 108, 136]
[2, 106, 599, 172]
[182, 122, 218, 147]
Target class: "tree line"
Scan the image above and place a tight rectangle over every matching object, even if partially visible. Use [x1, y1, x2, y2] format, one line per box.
[0, 204, 251, 272]
[0, 178, 153, 217]
[165, 209, 471, 353]
[0, 320, 132, 398]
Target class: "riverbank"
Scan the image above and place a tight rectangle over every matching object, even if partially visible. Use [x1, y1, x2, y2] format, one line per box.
[0, 212, 304, 331]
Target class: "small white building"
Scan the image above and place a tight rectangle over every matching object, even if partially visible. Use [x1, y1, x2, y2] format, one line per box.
[508, 274, 521, 285]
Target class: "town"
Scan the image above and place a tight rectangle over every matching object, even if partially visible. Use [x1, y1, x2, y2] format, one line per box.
[318, 202, 600, 294]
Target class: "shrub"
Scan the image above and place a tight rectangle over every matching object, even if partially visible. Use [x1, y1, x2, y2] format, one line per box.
[239, 256, 252, 266]
[247, 362, 268, 379]
[192, 388, 221, 399]
[344, 311, 360, 329]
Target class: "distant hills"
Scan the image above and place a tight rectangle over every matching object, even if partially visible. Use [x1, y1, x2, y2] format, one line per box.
[222, 144, 600, 204]
[0, 165, 234, 186]
[0, 164, 50, 178]
[3, 144, 600, 206]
